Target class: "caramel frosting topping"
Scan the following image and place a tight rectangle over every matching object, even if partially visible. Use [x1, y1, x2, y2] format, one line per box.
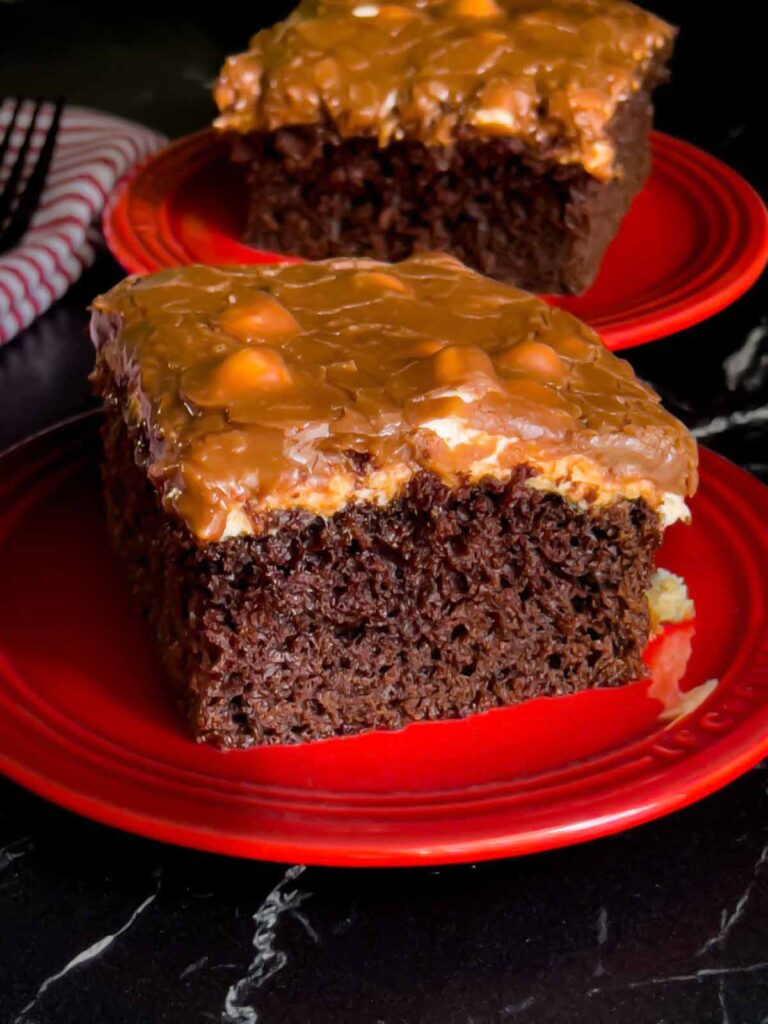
[213, 0, 674, 179]
[91, 254, 697, 543]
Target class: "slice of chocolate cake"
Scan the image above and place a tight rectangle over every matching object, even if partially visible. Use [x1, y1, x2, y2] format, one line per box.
[213, 0, 675, 295]
[90, 254, 697, 748]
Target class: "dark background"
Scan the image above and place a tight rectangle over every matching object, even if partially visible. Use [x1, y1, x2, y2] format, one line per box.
[1, 3, 768, 1023]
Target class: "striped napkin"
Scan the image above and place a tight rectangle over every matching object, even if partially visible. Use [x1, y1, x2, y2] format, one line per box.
[0, 100, 166, 344]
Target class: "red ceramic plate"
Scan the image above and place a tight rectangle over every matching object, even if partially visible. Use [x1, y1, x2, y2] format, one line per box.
[103, 130, 768, 351]
[1, 414, 768, 866]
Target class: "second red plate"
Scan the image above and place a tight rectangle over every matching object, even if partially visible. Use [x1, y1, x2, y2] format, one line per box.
[104, 130, 768, 351]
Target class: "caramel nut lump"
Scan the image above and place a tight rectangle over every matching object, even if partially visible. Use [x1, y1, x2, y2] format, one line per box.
[90, 253, 697, 542]
[213, 0, 675, 180]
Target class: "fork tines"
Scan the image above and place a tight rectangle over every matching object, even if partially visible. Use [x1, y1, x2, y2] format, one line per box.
[0, 97, 64, 256]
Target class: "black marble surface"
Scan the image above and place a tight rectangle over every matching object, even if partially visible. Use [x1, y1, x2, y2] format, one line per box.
[1, 3, 768, 1022]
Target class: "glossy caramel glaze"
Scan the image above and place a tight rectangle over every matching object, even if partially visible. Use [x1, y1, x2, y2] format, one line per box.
[91, 254, 697, 542]
[213, 0, 674, 180]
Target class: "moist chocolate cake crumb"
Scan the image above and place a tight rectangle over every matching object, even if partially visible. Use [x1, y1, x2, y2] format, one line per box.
[101, 404, 662, 749]
[232, 85, 653, 295]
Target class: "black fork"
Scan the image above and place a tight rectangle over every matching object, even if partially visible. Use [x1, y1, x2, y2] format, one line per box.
[0, 97, 64, 256]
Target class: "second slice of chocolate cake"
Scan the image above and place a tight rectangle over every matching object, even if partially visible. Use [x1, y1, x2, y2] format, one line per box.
[90, 253, 697, 748]
[214, 0, 675, 294]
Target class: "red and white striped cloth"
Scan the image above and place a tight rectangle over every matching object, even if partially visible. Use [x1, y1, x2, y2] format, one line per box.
[0, 100, 166, 344]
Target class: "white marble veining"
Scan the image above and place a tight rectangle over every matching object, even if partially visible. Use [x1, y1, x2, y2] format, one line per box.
[223, 865, 310, 1024]
[179, 955, 209, 980]
[686, 317, 768, 446]
[587, 961, 768, 997]
[289, 908, 320, 944]
[13, 868, 162, 1023]
[500, 995, 536, 1016]
[692, 404, 768, 440]
[718, 975, 731, 1024]
[593, 906, 609, 978]
[724, 321, 768, 392]
[0, 836, 31, 875]
[698, 842, 768, 956]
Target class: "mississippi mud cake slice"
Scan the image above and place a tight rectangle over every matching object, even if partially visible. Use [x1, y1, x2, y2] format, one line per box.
[90, 253, 697, 748]
[214, 0, 675, 294]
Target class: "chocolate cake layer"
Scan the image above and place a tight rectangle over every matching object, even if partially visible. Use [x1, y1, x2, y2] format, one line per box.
[101, 402, 662, 748]
[234, 86, 652, 293]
